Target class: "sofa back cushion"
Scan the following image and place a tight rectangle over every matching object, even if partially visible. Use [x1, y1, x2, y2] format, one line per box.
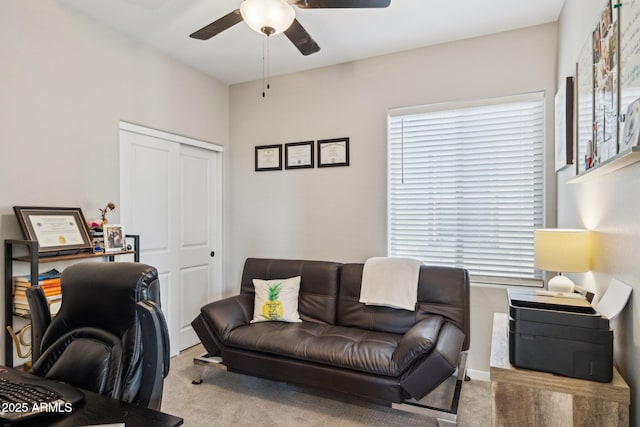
[240, 258, 341, 325]
[337, 263, 470, 350]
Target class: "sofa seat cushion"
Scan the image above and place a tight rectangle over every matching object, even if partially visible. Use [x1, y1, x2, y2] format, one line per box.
[224, 315, 444, 377]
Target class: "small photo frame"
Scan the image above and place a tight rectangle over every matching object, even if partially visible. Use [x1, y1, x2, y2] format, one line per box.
[103, 224, 126, 252]
[621, 97, 640, 153]
[13, 206, 93, 253]
[255, 144, 282, 171]
[285, 141, 314, 169]
[318, 137, 349, 168]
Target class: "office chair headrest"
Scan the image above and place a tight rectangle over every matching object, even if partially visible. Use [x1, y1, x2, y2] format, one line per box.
[53, 262, 160, 338]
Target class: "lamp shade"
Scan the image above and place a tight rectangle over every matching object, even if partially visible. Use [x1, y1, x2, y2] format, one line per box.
[240, 0, 295, 35]
[534, 229, 592, 273]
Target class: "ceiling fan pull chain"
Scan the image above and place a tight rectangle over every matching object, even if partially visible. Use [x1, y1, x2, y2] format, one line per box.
[267, 34, 271, 92]
[262, 35, 266, 97]
[261, 33, 272, 98]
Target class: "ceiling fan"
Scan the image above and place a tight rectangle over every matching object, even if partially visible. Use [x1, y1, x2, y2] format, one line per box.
[189, 0, 392, 56]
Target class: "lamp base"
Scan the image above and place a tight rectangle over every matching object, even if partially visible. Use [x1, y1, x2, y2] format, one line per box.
[548, 274, 575, 293]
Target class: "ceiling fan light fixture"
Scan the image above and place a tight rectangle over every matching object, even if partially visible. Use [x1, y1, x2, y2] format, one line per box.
[240, 0, 296, 35]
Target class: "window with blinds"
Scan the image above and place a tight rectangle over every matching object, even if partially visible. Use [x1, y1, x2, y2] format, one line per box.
[388, 93, 544, 285]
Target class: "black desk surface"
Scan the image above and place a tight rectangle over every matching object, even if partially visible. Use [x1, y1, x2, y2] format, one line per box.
[3, 367, 183, 427]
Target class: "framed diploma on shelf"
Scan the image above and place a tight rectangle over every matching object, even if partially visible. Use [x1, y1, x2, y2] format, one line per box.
[318, 137, 349, 168]
[255, 144, 282, 171]
[285, 141, 314, 169]
[13, 206, 93, 253]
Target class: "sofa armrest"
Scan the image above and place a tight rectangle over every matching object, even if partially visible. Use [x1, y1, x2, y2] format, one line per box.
[400, 321, 465, 400]
[200, 294, 254, 342]
[393, 315, 444, 369]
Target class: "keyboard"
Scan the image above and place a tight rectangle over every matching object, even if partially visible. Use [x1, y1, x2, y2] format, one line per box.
[0, 368, 84, 423]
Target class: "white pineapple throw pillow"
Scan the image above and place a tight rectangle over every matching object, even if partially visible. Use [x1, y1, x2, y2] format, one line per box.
[251, 276, 302, 323]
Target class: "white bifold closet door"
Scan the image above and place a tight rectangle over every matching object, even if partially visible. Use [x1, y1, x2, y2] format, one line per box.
[120, 122, 223, 355]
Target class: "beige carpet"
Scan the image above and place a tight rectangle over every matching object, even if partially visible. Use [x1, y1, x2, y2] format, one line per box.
[161, 345, 491, 426]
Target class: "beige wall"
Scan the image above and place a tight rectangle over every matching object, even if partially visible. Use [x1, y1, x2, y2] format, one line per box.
[3, 0, 633, 417]
[6, 0, 608, 400]
[229, 23, 558, 375]
[557, 0, 640, 424]
[0, 1, 228, 364]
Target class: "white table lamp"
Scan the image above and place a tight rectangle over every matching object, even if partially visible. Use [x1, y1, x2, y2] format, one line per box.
[534, 229, 592, 292]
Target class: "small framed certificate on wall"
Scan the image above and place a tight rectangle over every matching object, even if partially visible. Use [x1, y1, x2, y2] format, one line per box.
[317, 137, 349, 168]
[255, 144, 282, 171]
[285, 141, 314, 169]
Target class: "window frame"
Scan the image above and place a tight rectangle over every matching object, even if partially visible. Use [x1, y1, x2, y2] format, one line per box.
[387, 92, 546, 287]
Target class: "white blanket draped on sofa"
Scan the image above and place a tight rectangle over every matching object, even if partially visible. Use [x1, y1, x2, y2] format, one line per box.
[359, 257, 422, 311]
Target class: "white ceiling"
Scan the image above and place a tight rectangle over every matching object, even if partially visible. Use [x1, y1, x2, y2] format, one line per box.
[58, 0, 565, 85]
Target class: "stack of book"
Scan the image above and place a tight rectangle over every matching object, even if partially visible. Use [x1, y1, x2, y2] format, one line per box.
[13, 269, 62, 316]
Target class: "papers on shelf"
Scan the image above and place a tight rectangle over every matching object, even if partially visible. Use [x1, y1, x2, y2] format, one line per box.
[596, 278, 633, 321]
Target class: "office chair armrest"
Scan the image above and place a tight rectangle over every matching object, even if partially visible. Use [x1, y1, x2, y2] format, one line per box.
[25, 286, 52, 364]
[135, 300, 168, 411]
[157, 301, 170, 378]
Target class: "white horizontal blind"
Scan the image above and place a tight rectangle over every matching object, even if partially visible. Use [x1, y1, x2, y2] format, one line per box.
[388, 94, 544, 284]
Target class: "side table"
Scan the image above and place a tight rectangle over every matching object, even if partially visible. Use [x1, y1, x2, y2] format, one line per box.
[490, 312, 629, 427]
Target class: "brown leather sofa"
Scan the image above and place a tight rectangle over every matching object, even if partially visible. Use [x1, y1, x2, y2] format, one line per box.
[192, 258, 469, 405]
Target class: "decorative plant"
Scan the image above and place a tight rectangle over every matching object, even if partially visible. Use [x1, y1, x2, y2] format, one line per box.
[99, 202, 116, 228]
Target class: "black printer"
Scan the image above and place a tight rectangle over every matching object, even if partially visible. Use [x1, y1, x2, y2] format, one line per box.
[507, 289, 613, 382]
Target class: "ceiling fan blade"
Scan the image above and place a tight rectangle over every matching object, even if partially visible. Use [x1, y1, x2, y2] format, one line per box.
[189, 9, 243, 40]
[284, 19, 321, 56]
[289, 0, 390, 8]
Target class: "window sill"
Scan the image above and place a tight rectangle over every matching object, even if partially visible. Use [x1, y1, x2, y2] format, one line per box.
[470, 281, 543, 289]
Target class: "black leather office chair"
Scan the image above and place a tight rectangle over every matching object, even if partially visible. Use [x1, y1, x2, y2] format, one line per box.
[25, 262, 170, 411]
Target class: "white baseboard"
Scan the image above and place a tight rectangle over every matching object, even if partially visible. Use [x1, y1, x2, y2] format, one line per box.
[467, 369, 490, 382]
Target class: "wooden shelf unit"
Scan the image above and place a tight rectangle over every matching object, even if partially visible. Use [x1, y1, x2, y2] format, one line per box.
[4, 236, 140, 367]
